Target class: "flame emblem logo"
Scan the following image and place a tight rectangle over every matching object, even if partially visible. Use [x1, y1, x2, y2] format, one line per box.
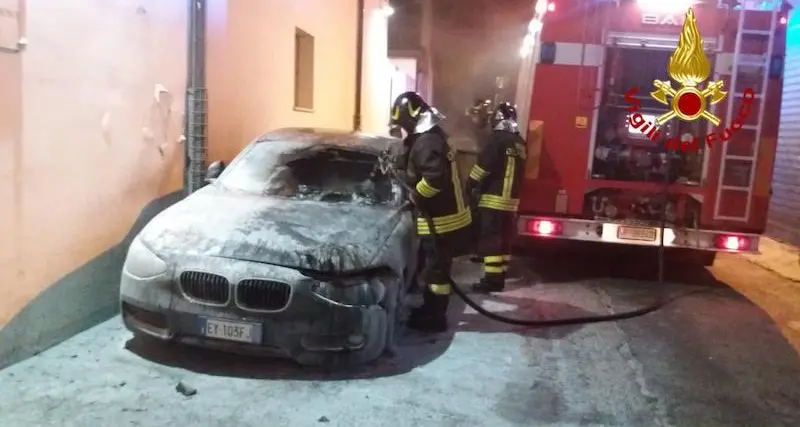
[650, 8, 727, 125]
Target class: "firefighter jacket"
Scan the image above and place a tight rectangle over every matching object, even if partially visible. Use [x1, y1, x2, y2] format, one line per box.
[404, 127, 472, 235]
[467, 130, 527, 212]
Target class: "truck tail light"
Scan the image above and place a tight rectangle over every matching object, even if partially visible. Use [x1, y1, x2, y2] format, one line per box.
[527, 219, 562, 236]
[780, 1, 793, 25]
[715, 235, 750, 251]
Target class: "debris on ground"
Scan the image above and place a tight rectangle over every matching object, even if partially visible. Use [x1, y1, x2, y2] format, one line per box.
[318, 416, 330, 422]
[175, 381, 197, 397]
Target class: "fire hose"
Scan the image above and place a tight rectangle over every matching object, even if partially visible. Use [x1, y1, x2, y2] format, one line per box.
[379, 150, 707, 327]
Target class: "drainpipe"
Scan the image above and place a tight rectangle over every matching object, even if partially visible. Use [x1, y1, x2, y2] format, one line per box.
[353, 0, 365, 131]
[420, 0, 433, 102]
[184, 0, 208, 194]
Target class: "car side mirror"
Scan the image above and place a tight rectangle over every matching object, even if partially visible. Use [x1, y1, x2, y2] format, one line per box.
[205, 160, 226, 184]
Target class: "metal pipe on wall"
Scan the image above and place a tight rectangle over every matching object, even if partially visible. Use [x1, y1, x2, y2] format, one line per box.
[184, 0, 208, 194]
[353, 0, 365, 131]
[420, 0, 433, 103]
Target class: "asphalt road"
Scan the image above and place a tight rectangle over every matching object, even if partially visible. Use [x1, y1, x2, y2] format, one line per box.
[1, 247, 799, 427]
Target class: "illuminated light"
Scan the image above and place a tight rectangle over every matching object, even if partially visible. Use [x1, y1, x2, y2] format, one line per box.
[547, 2, 555, 12]
[527, 219, 562, 236]
[627, 113, 658, 136]
[528, 19, 542, 33]
[522, 33, 534, 46]
[781, 16, 787, 25]
[723, 236, 741, 250]
[636, 0, 696, 13]
[519, 33, 535, 57]
[615, 41, 678, 49]
[379, 4, 394, 17]
[535, 0, 548, 15]
[537, 220, 555, 235]
[715, 235, 749, 251]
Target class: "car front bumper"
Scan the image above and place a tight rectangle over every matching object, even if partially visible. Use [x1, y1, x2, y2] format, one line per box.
[119, 261, 388, 366]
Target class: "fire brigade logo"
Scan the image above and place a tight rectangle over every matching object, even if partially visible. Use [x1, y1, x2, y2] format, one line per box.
[649, 7, 727, 125]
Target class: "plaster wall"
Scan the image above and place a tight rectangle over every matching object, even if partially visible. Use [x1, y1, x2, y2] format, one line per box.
[0, 0, 390, 369]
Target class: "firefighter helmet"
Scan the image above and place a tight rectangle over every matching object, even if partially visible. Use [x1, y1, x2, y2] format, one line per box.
[491, 102, 519, 133]
[390, 91, 445, 135]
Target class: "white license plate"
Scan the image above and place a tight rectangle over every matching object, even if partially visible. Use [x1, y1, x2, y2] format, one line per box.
[201, 318, 261, 344]
[617, 226, 657, 242]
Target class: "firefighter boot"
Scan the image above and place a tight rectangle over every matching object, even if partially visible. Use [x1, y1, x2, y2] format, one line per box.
[471, 277, 504, 293]
[407, 291, 449, 333]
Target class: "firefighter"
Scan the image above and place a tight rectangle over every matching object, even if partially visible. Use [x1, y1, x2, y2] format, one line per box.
[390, 91, 472, 333]
[466, 102, 526, 293]
[465, 98, 493, 151]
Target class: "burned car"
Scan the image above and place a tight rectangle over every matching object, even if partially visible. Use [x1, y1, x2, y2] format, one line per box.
[119, 128, 417, 366]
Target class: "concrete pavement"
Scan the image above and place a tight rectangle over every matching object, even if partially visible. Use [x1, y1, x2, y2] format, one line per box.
[720, 236, 800, 351]
[740, 236, 800, 282]
[1, 253, 800, 427]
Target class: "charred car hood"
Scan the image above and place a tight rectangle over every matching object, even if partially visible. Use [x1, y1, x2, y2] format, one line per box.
[138, 187, 405, 273]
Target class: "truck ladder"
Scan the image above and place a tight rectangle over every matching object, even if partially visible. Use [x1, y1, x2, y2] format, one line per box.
[713, 1, 780, 221]
[515, 0, 549, 137]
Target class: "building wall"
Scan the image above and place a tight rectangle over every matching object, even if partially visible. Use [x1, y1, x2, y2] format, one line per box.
[0, 0, 187, 369]
[206, 0, 391, 164]
[0, 0, 390, 369]
[361, 0, 393, 134]
[769, 13, 800, 246]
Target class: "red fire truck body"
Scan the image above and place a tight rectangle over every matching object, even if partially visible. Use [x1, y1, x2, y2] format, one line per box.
[515, 0, 789, 263]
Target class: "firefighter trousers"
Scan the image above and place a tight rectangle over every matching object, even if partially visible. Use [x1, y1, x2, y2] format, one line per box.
[418, 234, 454, 316]
[477, 207, 516, 285]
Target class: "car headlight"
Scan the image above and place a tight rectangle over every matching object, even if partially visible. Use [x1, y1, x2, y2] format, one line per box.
[123, 237, 169, 279]
[310, 278, 387, 308]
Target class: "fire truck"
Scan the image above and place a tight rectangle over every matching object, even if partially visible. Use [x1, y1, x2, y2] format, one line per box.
[513, 0, 792, 264]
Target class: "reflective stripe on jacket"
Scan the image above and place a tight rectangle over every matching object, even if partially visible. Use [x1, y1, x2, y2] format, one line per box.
[468, 130, 527, 212]
[405, 128, 472, 235]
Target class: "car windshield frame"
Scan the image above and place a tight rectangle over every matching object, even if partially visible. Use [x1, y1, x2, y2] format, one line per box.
[216, 138, 404, 208]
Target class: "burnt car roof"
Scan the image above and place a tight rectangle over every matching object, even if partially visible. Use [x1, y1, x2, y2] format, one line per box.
[256, 127, 400, 154]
